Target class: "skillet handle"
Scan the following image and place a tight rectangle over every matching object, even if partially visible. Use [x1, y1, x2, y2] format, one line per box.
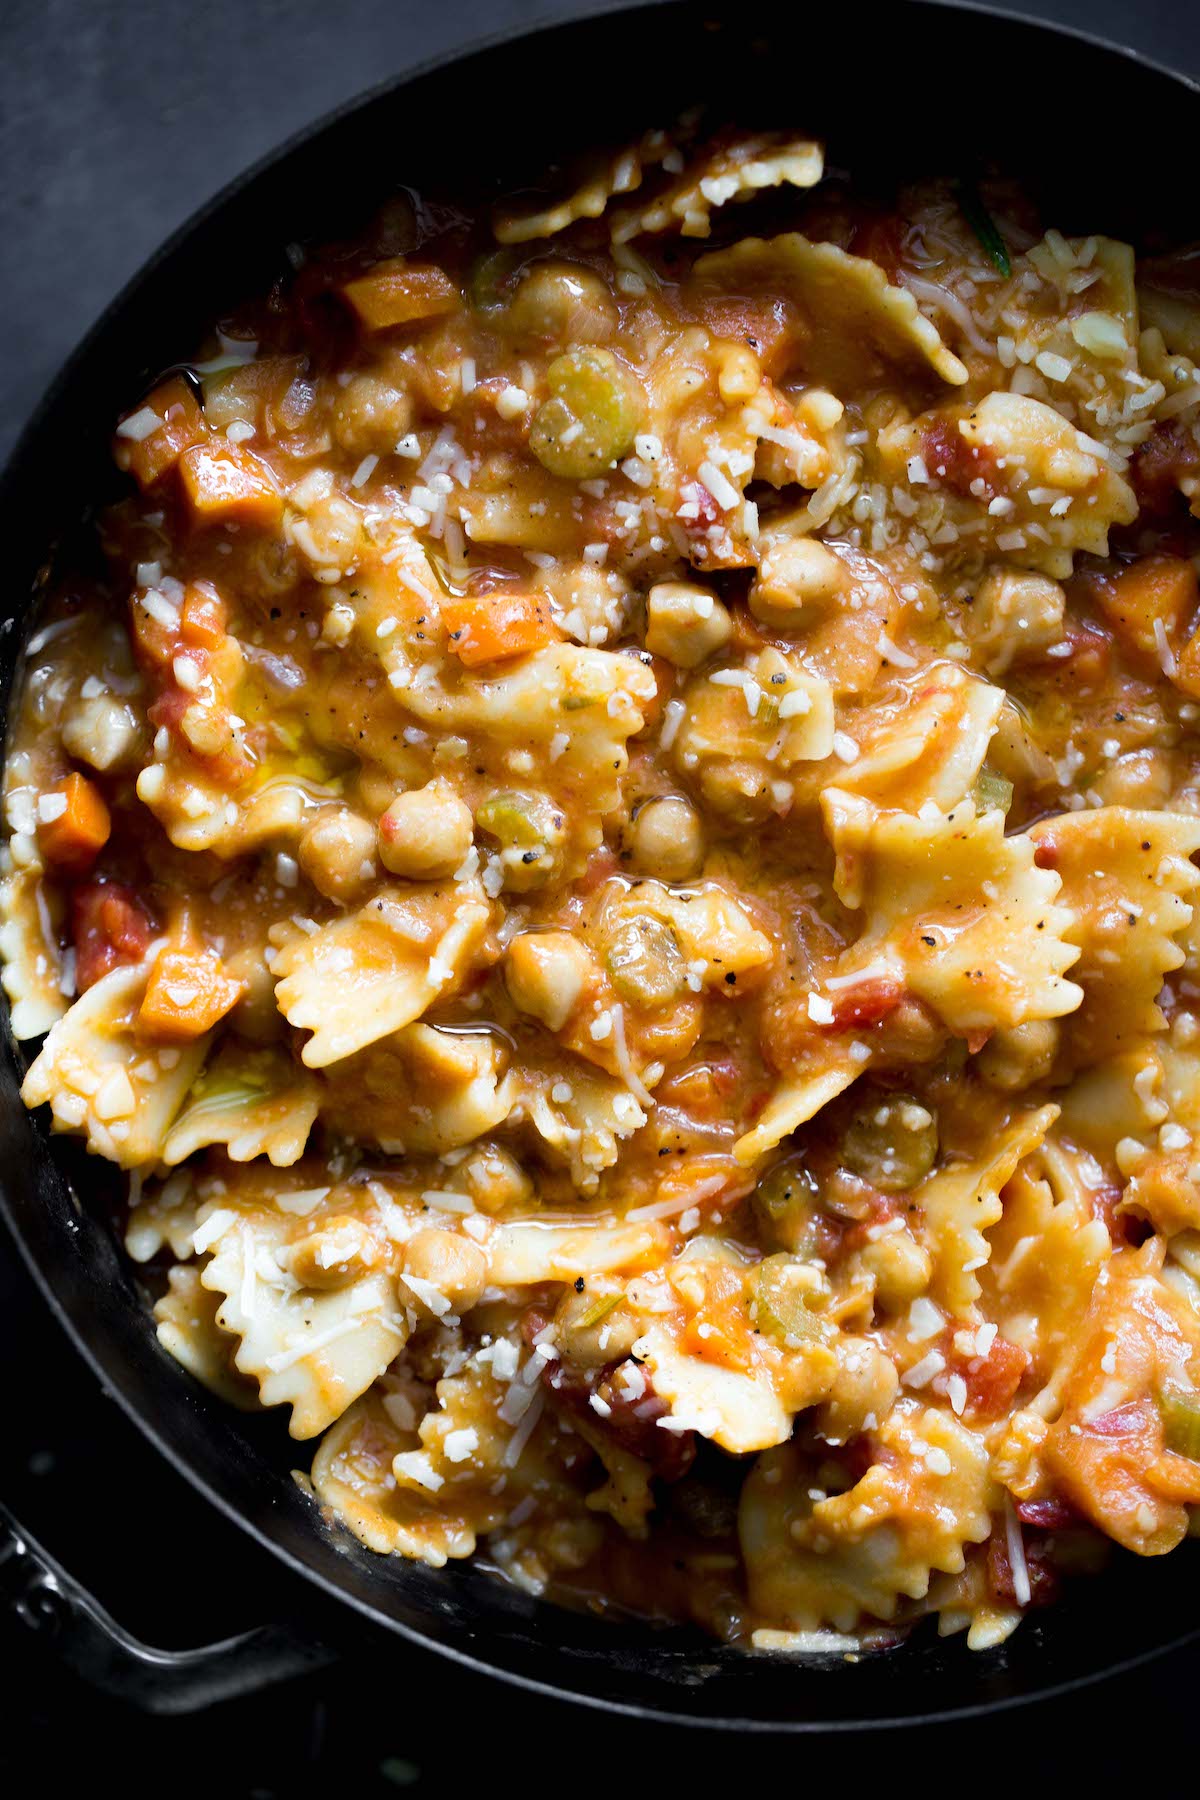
[0, 1501, 333, 1713]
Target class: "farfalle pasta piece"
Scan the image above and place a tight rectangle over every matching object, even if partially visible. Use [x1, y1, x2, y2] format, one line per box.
[734, 1057, 862, 1167]
[198, 1205, 407, 1439]
[20, 962, 209, 1167]
[636, 1322, 794, 1454]
[153, 1264, 262, 1410]
[822, 794, 1081, 1034]
[916, 1103, 1059, 1315]
[511, 1061, 648, 1188]
[1042, 1241, 1200, 1554]
[125, 1169, 201, 1262]
[272, 881, 491, 1069]
[493, 134, 665, 244]
[610, 137, 824, 244]
[981, 1149, 1111, 1379]
[489, 1219, 670, 1285]
[1028, 808, 1200, 1068]
[834, 665, 1005, 812]
[162, 1043, 320, 1167]
[0, 864, 67, 1040]
[694, 234, 969, 389]
[309, 1390, 492, 1566]
[740, 1406, 993, 1630]
[319, 1023, 512, 1155]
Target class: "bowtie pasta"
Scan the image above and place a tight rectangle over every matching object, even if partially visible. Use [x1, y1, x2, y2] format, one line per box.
[10, 126, 1200, 1661]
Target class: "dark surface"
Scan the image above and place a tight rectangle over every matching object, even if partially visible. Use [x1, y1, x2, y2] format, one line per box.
[2, 0, 1200, 1784]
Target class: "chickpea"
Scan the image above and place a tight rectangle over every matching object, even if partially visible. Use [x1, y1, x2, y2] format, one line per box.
[553, 1280, 641, 1367]
[298, 807, 377, 901]
[332, 370, 414, 458]
[645, 581, 732, 667]
[628, 795, 704, 882]
[402, 1227, 489, 1312]
[749, 537, 846, 628]
[287, 1215, 380, 1289]
[505, 929, 595, 1030]
[966, 567, 1065, 675]
[975, 1019, 1059, 1091]
[1091, 748, 1174, 810]
[859, 1228, 933, 1310]
[501, 260, 617, 343]
[814, 1337, 899, 1445]
[457, 1142, 534, 1213]
[292, 492, 368, 572]
[378, 780, 474, 880]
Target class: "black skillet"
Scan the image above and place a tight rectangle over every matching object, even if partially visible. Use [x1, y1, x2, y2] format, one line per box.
[2, 0, 1199, 1730]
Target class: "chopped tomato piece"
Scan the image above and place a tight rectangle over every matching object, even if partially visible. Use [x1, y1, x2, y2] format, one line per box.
[986, 1523, 1059, 1609]
[178, 442, 283, 530]
[1014, 1496, 1079, 1531]
[921, 413, 997, 500]
[1131, 419, 1200, 519]
[137, 946, 245, 1041]
[960, 1334, 1030, 1419]
[1089, 555, 1198, 664]
[37, 773, 111, 872]
[114, 376, 209, 488]
[341, 259, 461, 331]
[823, 976, 905, 1032]
[180, 581, 228, 651]
[71, 883, 157, 991]
[440, 591, 560, 666]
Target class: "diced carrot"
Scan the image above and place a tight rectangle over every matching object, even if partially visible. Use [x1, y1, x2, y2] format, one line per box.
[72, 882, 157, 990]
[137, 946, 245, 1041]
[115, 376, 209, 488]
[1090, 555, 1198, 663]
[440, 591, 560, 666]
[180, 580, 228, 651]
[341, 259, 461, 331]
[178, 442, 284, 530]
[38, 773, 111, 872]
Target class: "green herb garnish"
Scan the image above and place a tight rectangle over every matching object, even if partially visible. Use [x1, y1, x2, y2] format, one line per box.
[958, 183, 1011, 278]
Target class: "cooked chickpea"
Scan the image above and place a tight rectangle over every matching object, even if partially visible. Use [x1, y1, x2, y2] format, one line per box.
[553, 1281, 641, 1367]
[292, 493, 368, 571]
[505, 930, 595, 1030]
[458, 1142, 535, 1212]
[814, 1337, 899, 1445]
[502, 261, 617, 343]
[1091, 747, 1174, 809]
[402, 1227, 489, 1312]
[645, 581, 732, 667]
[298, 807, 377, 901]
[975, 1019, 1059, 1091]
[332, 370, 414, 457]
[749, 536, 846, 627]
[287, 1216, 380, 1289]
[628, 794, 704, 881]
[859, 1228, 933, 1310]
[966, 566, 1065, 674]
[378, 780, 474, 880]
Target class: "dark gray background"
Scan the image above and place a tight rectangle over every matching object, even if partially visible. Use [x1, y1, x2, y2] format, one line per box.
[1, 0, 1198, 467]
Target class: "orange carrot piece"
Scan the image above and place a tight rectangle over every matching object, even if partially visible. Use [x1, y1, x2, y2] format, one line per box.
[137, 947, 245, 1041]
[341, 259, 460, 330]
[1091, 555, 1198, 662]
[180, 581, 228, 650]
[178, 442, 283, 530]
[114, 376, 209, 489]
[38, 773, 111, 871]
[440, 592, 559, 667]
